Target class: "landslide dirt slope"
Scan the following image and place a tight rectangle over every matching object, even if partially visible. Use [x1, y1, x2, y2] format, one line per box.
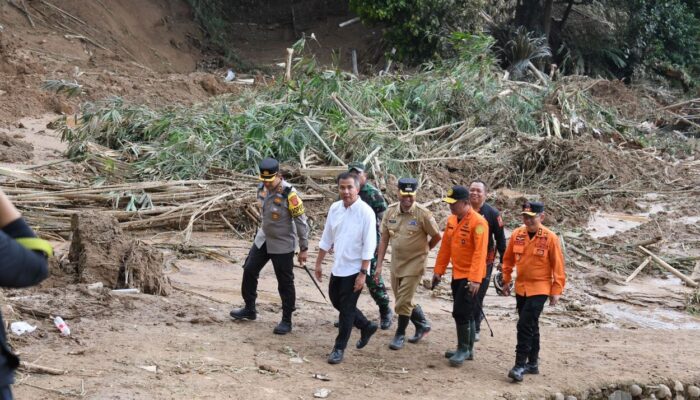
[0, 0, 224, 126]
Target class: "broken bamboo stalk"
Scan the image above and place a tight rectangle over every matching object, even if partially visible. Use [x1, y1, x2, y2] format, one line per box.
[527, 61, 549, 86]
[285, 48, 293, 82]
[625, 256, 651, 283]
[638, 246, 699, 288]
[9, 0, 35, 27]
[351, 49, 359, 76]
[303, 117, 346, 166]
[41, 0, 87, 26]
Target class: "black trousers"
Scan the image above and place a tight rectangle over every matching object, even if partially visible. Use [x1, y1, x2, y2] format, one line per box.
[515, 294, 548, 360]
[472, 263, 494, 332]
[451, 279, 476, 325]
[329, 273, 370, 350]
[0, 386, 11, 400]
[241, 243, 295, 317]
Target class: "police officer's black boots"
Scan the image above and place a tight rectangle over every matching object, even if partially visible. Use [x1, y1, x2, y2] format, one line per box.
[273, 312, 292, 335]
[448, 323, 471, 367]
[524, 353, 539, 374]
[230, 304, 257, 320]
[379, 305, 393, 330]
[407, 304, 431, 343]
[508, 353, 528, 382]
[389, 315, 410, 350]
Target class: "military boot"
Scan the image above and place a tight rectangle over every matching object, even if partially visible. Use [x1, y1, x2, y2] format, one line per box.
[389, 315, 410, 350]
[407, 305, 431, 344]
[273, 312, 292, 335]
[379, 305, 393, 330]
[507, 353, 528, 382]
[229, 305, 256, 320]
[467, 319, 476, 360]
[448, 323, 471, 367]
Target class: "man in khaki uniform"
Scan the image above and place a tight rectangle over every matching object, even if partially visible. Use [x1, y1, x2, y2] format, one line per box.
[376, 178, 441, 350]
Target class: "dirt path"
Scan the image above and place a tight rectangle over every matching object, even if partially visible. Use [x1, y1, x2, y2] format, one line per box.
[9, 236, 700, 399]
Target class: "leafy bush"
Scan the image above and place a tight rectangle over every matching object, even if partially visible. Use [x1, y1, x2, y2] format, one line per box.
[349, 0, 485, 63]
[624, 0, 700, 85]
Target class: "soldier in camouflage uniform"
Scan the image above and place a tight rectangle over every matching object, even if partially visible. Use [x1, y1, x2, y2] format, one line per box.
[230, 158, 309, 335]
[348, 162, 393, 330]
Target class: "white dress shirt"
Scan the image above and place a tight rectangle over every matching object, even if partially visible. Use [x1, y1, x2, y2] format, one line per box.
[318, 199, 377, 277]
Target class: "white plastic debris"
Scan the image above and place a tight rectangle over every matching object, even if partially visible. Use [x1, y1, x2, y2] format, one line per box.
[224, 69, 236, 82]
[10, 321, 36, 336]
[314, 388, 331, 398]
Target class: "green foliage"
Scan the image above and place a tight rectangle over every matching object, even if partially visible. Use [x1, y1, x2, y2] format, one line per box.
[501, 27, 551, 78]
[625, 0, 700, 83]
[41, 79, 83, 97]
[60, 34, 548, 180]
[349, 0, 485, 63]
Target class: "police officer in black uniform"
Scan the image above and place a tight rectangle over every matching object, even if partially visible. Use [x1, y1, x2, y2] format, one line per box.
[230, 158, 310, 335]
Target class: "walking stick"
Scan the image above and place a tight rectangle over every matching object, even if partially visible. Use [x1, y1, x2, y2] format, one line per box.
[300, 263, 328, 303]
[475, 298, 494, 337]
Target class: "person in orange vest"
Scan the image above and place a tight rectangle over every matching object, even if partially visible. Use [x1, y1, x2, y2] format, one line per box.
[500, 201, 566, 382]
[432, 185, 489, 367]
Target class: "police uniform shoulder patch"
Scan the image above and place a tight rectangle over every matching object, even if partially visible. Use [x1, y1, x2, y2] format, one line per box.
[287, 191, 305, 217]
[475, 224, 485, 235]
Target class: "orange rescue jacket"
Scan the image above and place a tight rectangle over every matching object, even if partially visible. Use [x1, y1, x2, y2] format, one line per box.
[502, 225, 566, 296]
[434, 208, 488, 283]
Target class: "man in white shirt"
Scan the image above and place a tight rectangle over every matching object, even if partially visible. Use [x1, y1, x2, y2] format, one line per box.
[314, 172, 379, 364]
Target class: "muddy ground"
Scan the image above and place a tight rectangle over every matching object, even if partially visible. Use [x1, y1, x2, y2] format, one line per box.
[1, 0, 700, 399]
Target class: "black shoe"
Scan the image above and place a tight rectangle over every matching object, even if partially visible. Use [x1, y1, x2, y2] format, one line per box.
[508, 365, 526, 382]
[273, 319, 292, 335]
[327, 348, 344, 364]
[389, 334, 405, 350]
[356, 322, 378, 349]
[524, 361, 539, 374]
[380, 308, 393, 330]
[333, 320, 339, 328]
[229, 307, 256, 321]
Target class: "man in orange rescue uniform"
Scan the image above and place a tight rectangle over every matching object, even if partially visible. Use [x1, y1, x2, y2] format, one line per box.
[500, 201, 566, 382]
[432, 185, 488, 367]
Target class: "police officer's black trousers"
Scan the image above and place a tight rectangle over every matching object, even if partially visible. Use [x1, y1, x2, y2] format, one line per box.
[329, 273, 370, 350]
[0, 386, 11, 400]
[451, 279, 476, 325]
[241, 243, 295, 318]
[472, 262, 494, 332]
[515, 295, 548, 361]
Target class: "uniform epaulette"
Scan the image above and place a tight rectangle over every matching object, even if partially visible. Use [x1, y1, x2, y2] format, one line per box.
[388, 201, 400, 208]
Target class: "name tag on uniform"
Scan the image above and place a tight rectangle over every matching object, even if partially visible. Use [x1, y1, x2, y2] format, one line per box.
[408, 220, 417, 226]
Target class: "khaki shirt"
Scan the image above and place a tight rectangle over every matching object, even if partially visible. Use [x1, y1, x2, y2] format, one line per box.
[254, 180, 309, 254]
[381, 202, 440, 277]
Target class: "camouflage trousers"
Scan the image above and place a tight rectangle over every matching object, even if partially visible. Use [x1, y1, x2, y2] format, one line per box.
[365, 254, 391, 309]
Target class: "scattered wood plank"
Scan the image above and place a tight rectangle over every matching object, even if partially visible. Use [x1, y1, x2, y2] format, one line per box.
[20, 361, 67, 375]
[638, 246, 699, 288]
